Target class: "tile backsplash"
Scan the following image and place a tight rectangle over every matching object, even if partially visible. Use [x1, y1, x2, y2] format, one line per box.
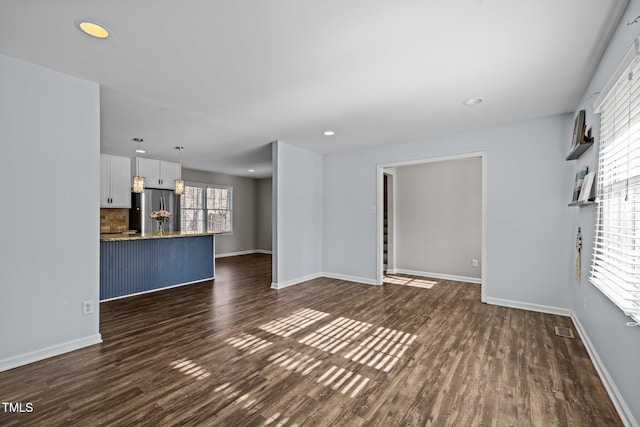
[100, 208, 129, 232]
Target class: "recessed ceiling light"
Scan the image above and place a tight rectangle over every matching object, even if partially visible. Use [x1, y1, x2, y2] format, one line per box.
[248, 169, 255, 173]
[75, 19, 110, 39]
[463, 97, 483, 106]
[136, 149, 146, 154]
[323, 130, 335, 136]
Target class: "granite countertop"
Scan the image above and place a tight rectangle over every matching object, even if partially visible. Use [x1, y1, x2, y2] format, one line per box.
[100, 231, 218, 242]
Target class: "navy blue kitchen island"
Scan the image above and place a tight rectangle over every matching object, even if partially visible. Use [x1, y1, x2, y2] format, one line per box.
[99, 231, 215, 301]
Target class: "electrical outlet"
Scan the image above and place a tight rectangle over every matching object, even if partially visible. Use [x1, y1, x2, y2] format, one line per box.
[583, 296, 587, 312]
[471, 259, 479, 267]
[82, 300, 94, 315]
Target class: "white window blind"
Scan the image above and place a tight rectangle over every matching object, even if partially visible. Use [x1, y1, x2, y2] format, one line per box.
[590, 54, 640, 326]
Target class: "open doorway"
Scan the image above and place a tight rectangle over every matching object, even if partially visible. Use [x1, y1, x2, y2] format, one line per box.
[376, 152, 487, 302]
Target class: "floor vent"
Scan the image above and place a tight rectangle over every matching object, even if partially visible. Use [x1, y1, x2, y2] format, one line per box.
[554, 325, 575, 338]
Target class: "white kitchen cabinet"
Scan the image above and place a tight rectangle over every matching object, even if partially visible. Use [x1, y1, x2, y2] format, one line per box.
[133, 157, 181, 190]
[100, 154, 131, 208]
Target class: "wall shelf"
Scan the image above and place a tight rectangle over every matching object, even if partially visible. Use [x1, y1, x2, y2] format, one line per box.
[568, 201, 596, 207]
[566, 141, 594, 160]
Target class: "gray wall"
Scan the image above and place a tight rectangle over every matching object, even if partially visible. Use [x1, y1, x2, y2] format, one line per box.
[323, 114, 573, 309]
[0, 54, 101, 370]
[273, 141, 323, 287]
[183, 168, 273, 256]
[256, 178, 273, 251]
[569, 0, 640, 424]
[395, 158, 482, 280]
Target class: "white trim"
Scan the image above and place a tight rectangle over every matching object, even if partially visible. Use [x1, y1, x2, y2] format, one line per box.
[100, 277, 213, 302]
[271, 273, 323, 290]
[392, 269, 481, 284]
[486, 297, 572, 317]
[386, 268, 397, 274]
[322, 272, 379, 286]
[0, 334, 102, 373]
[375, 151, 488, 299]
[571, 313, 638, 427]
[216, 249, 272, 258]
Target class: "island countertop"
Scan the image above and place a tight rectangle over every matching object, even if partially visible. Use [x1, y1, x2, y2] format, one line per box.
[100, 230, 218, 242]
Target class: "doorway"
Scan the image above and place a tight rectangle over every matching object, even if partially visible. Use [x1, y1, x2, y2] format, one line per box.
[376, 152, 487, 302]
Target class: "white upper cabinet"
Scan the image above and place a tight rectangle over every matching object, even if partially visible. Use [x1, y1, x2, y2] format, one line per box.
[100, 154, 131, 208]
[133, 157, 181, 190]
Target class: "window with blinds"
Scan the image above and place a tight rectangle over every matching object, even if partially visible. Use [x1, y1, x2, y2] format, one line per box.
[590, 54, 640, 326]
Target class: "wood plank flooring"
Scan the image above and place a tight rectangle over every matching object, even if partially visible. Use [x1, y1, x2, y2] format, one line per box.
[0, 254, 622, 426]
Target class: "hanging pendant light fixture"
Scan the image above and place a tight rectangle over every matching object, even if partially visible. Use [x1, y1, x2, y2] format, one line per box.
[132, 137, 145, 193]
[174, 146, 185, 195]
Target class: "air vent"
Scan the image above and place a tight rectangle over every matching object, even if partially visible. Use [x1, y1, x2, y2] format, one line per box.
[554, 325, 575, 338]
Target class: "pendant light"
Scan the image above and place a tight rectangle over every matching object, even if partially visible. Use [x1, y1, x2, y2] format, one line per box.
[132, 138, 145, 193]
[174, 146, 185, 195]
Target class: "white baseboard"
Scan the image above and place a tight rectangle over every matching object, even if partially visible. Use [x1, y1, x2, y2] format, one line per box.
[571, 313, 638, 427]
[100, 277, 213, 302]
[485, 297, 572, 317]
[271, 273, 323, 290]
[0, 334, 102, 373]
[386, 268, 397, 274]
[393, 269, 482, 285]
[322, 272, 379, 286]
[216, 249, 272, 258]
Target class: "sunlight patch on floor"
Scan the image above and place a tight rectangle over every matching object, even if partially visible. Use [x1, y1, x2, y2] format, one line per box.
[384, 275, 437, 289]
[298, 317, 372, 354]
[268, 349, 323, 376]
[344, 327, 418, 372]
[226, 333, 273, 354]
[169, 358, 211, 380]
[317, 365, 371, 398]
[259, 308, 330, 337]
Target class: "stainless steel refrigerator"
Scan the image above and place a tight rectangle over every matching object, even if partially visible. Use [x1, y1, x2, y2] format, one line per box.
[129, 189, 181, 233]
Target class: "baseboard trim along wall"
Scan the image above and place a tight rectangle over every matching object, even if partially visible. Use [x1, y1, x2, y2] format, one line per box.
[216, 249, 272, 258]
[393, 269, 482, 285]
[100, 278, 214, 302]
[485, 297, 572, 317]
[571, 313, 638, 427]
[322, 272, 379, 286]
[271, 273, 323, 290]
[0, 334, 102, 373]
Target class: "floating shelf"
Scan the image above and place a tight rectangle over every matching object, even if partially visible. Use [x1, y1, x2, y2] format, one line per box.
[566, 141, 594, 160]
[568, 201, 596, 207]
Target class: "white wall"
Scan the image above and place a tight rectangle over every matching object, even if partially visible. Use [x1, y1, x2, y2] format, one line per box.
[272, 141, 323, 287]
[569, 1, 640, 424]
[0, 54, 101, 371]
[323, 114, 573, 310]
[395, 158, 482, 280]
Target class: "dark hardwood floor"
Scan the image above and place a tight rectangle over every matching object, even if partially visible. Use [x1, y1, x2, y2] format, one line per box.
[0, 254, 622, 426]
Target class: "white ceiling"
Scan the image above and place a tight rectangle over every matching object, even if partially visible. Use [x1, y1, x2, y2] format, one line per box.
[0, 0, 628, 178]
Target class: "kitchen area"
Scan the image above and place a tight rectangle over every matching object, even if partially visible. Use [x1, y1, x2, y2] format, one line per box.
[99, 153, 217, 301]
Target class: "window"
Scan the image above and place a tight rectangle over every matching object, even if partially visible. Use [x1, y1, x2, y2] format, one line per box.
[590, 53, 640, 326]
[180, 183, 232, 234]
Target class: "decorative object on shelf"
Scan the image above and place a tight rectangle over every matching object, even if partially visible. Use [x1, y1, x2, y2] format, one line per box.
[566, 110, 594, 160]
[150, 209, 172, 233]
[174, 146, 185, 195]
[575, 227, 582, 281]
[578, 172, 596, 202]
[572, 166, 589, 202]
[132, 137, 145, 193]
[570, 110, 586, 152]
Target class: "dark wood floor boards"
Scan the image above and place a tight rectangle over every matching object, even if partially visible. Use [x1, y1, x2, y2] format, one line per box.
[0, 254, 623, 426]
